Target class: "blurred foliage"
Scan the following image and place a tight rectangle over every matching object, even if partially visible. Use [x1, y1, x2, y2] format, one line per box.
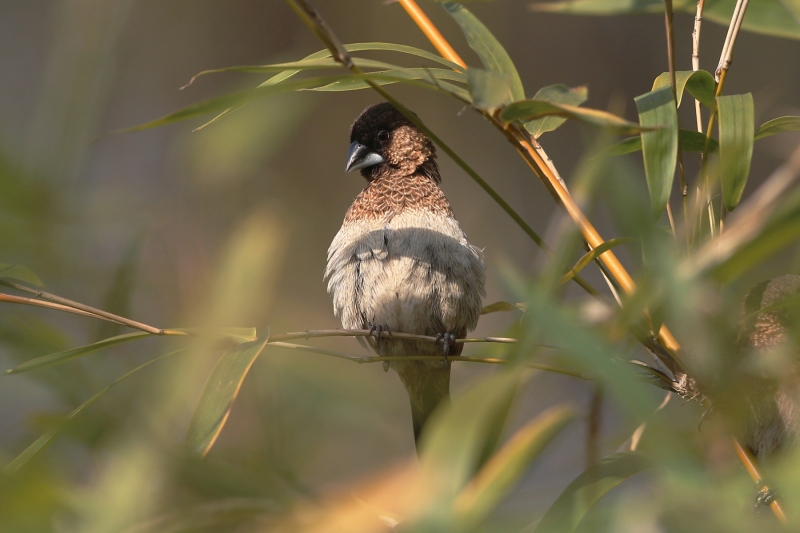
[3, 0, 800, 532]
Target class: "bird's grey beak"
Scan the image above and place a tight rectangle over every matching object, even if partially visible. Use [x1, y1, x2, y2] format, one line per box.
[345, 141, 384, 173]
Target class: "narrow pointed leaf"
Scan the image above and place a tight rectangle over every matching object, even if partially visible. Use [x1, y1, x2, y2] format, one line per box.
[0, 264, 43, 287]
[533, 453, 655, 533]
[500, 100, 646, 134]
[606, 129, 718, 156]
[652, 70, 716, 109]
[441, 2, 525, 100]
[453, 406, 575, 526]
[187, 333, 270, 457]
[530, 0, 800, 40]
[4, 348, 187, 473]
[526, 85, 589, 138]
[122, 72, 462, 132]
[559, 238, 633, 285]
[754, 116, 800, 140]
[635, 86, 679, 213]
[420, 371, 523, 496]
[717, 93, 755, 211]
[481, 301, 526, 314]
[5, 332, 151, 374]
[467, 67, 513, 109]
[310, 68, 469, 100]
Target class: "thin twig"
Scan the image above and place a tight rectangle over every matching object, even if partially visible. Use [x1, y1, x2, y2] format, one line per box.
[0, 280, 167, 335]
[268, 329, 521, 345]
[396, 0, 465, 67]
[692, 0, 706, 133]
[266, 340, 590, 379]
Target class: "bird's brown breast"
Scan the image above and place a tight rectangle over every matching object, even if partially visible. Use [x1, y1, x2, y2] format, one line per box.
[343, 174, 453, 224]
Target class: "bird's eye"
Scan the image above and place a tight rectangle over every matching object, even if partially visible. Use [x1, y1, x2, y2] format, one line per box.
[377, 130, 390, 144]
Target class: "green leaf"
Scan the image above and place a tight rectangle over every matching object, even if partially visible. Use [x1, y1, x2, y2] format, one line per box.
[525, 85, 589, 138]
[754, 116, 800, 140]
[453, 406, 575, 526]
[467, 67, 513, 109]
[606, 129, 718, 156]
[123, 72, 467, 132]
[533, 453, 655, 533]
[420, 371, 522, 497]
[559, 238, 633, 285]
[4, 348, 187, 473]
[5, 327, 256, 374]
[717, 93, 755, 211]
[635, 86, 679, 213]
[309, 68, 470, 100]
[0, 264, 43, 286]
[481, 301, 526, 314]
[186, 334, 270, 457]
[440, 2, 525, 100]
[530, 0, 800, 40]
[500, 100, 647, 134]
[5, 332, 151, 374]
[652, 70, 716, 109]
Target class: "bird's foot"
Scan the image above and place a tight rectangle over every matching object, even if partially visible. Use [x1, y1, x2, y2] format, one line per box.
[435, 332, 457, 368]
[754, 480, 778, 511]
[369, 323, 392, 350]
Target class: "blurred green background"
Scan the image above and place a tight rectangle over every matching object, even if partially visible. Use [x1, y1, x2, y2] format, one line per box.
[2, 1, 800, 531]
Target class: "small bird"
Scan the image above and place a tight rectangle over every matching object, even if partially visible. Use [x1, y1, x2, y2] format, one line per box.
[735, 275, 800, 460]
[325, 102, 486, 448]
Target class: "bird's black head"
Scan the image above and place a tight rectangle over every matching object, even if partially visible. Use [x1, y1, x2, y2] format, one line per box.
[345, 102, 439, 183]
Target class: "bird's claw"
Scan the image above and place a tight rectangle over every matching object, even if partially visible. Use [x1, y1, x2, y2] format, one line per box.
[435, 332, 457, 368]
[754, 480, 778, 511]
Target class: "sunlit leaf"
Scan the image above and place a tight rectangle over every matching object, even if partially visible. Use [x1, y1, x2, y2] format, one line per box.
[186, 334, 270, 457]
[123, 72, 467, 133]
[754, 116, 800, 140]
[533, 453, 655, 533]
[4, 348, 187, 473]
[467, 67, 513, 109]
[606, 129, 718, 156]
[420, 370, 523, 497]
[652, 70, 716, 109]
[441, 2, 525, 100]
[481, 301, 526, 314]
[0, 264, 43, 287]
[717, 93, 755, 211]
[453, 406, 575, 526]
[530, 0, 800, 40]
[5, 328, 255, 374]
[309, 68, 469, 100]
[559, 238, 633, 285]
[635, 86, 679, 213]
[525, 85, 588, 138]
[500, 100, 646, 134]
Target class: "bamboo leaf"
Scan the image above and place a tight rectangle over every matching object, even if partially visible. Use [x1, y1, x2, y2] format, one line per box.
[530, 0, 800, 40]
[440, 2, 525, 100]
[453, 406, 575, 526]
[5, 328, 256, 374]
[754, 116, 800, 140]
[467, 67, 513, 109]
[606, 129, 718, 156]
[525, 85, 589, 138]
[420, 371, 523, 497]
[310, 68, 469, 100]
[186, 333, 270, 457]
[533, 452, 655, 533]
[717, 93, 755, 211]
[652, 70, 716, 109]
[0, 264, 43, 287]
[559, 238, 633, 285]
[481, 301, 527, 314]
[635, 86, 679, 214]
[3, 348, 187, 473]
[121, 72, 463, 132]
[500, 100, 647, 134]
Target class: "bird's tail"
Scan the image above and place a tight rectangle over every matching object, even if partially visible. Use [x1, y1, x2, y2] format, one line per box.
[395, 360, 452, 452]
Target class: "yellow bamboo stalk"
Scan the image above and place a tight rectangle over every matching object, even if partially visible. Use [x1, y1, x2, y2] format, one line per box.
[397, 0, 466, 68]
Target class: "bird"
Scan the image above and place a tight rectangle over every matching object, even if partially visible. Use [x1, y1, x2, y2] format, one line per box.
[734, 274, 800, 461]
[325, 102, 486, 449]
